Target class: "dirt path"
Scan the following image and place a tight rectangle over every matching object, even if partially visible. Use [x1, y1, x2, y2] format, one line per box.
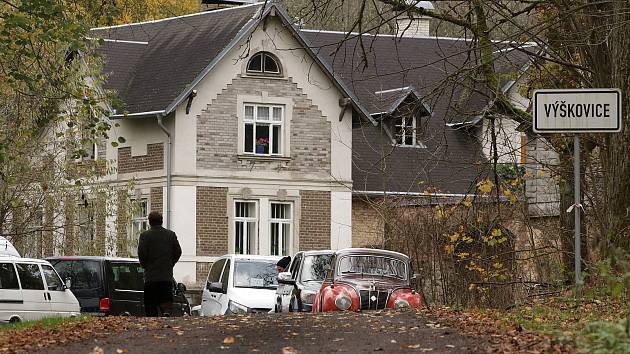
[38, 311, 481, 354]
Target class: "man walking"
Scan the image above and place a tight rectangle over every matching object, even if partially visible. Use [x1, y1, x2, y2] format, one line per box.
[138, 211, 182, 317]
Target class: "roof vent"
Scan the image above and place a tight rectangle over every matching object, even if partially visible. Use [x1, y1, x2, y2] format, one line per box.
[396, 1, 433, 38]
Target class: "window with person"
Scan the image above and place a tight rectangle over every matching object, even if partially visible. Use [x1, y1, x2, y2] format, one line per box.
[243, 104, 284, 155]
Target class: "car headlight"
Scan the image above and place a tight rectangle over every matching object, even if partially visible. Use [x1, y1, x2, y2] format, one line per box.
[334, 294, 352, 311]
[227, 300, 249, 314]
[393, 299, 410, 309]
[300, 290, 317, 305]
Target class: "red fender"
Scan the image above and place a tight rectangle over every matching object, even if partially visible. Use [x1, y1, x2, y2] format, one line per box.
[386, 288, 425, 309]
[314, 283, 360, 312]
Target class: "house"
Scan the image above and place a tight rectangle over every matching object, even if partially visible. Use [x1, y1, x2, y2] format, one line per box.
[86, 2, 536, 287]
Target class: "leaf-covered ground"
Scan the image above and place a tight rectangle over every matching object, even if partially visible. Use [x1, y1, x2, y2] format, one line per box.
[0, 307, 584, 354]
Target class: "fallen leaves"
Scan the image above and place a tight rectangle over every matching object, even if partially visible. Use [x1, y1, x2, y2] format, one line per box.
[281, 346, 298, 354]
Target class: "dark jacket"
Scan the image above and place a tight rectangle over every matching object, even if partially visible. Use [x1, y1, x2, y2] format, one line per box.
[138, 225, 182, 283]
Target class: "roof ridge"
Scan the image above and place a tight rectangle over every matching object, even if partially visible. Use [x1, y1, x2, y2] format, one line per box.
[90, 2, 263, 31]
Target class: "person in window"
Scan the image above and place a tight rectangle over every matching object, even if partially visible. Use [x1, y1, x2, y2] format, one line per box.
[276, 256, 291, 273]
[138, 211, 182, 316]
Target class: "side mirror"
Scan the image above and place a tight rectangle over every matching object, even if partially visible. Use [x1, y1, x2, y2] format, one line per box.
[65, 277, 72, 289]
[208, 281, 225, 294]
[177, 282, 187, 293]
[277, 272, 295, 285]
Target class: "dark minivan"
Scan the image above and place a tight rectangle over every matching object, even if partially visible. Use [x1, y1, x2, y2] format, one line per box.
[47, 256, 190, 316]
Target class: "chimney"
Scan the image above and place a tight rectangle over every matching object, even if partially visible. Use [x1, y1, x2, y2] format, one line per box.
[395, 1, 433, 38]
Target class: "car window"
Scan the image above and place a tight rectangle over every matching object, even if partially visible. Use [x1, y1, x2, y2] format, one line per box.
[207, 259, 225, 287]
[0, 263, 19, 289]
[233, 260, 277, 289]
[289, 254, 302, 280]
[42, 265, 64, 291]
[220, 259, 230, 291]
[73, 261, 101, 290]
[15, 263, 45, 290]
[111, 262, 144, 291]
[300, 254, 333, 282]
[337, 255, 407, 279]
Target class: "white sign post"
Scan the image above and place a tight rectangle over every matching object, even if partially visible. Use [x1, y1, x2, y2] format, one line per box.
[533, 88, 622, 298]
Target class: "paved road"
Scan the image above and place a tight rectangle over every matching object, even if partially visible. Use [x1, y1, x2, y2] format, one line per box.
[40, 311, 484, 353]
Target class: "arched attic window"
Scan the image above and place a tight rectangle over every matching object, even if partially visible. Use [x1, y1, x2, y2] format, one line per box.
[247, 52, 281, 75]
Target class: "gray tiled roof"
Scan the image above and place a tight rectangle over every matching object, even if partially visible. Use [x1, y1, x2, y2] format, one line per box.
[91, 4, 262, 114]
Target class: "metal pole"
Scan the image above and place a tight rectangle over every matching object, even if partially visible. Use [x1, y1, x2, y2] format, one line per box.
[574, 134, 581, 298]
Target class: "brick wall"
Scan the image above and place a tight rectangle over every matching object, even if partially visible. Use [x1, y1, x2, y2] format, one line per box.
[196, 262, 211, 287]
[352, 199, 385, 247]
[150, 187, 163, 213]
[197, 75, 331, 173]
[196, 186, 228, 256]
[117, 143, 164, 174]
[299, 190, 330, 251]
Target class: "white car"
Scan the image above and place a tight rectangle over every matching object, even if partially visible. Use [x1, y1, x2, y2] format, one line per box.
[201, 255, 281, 315]
[0, 236, 20, 257]
[0, 257, 81, 323]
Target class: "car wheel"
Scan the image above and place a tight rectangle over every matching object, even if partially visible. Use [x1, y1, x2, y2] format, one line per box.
[9, 316, 20, 323]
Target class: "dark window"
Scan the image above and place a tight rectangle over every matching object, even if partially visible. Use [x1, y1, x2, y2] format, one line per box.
[111, 262, 144, 291]
[42, 265, 64, 291]
[73, 261, 101, 290]
[289, 253, 302, 280]
[300, 254, 333, 282]
[247, 52, 281, 75]
[0, 263, 19, 289]
[221, 259, 231, 292]
[16, 263, 45, 290]
[207, 259, 226, 287]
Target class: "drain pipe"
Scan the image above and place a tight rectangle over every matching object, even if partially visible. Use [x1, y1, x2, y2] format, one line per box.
[156, 113, 172, 229]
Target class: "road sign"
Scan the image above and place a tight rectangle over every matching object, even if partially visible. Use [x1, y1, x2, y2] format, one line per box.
[533, 89, 622, 133]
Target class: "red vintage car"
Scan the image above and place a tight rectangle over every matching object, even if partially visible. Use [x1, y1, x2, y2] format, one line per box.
[312, 248, 425, 312]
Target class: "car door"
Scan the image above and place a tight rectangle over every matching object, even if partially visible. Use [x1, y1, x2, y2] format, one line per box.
[41, 264, 78, 316]
[109, 262, 144, 316]
[201, 258, 226, 316]
[14, 262, 51, 320]
[0, 262, 23, 322]
[278, 253, 301, 312]
[216, 259, 231, 314]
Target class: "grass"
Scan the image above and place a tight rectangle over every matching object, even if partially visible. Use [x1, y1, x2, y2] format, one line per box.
[0, 315, 93, 332]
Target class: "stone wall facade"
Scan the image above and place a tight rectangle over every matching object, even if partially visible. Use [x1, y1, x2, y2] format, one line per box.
[525, 135, 560, 217]
[197, 75, 331, 173]
[299, 190, 330, 251]
[352, 198, 384, 247]
[117, 143, 164, 174]
[196, 186, 229, 256]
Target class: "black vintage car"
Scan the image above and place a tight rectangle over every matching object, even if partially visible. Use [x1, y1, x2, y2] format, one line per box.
[47, 256, 190, 316]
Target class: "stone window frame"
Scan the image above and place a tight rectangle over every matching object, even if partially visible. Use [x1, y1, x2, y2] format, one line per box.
[127, 197, 149, 257]
[237, 93, 293, 159]
[227, 192, 300, 256]
[243, 103, 284, 156]
[233, 199, 259, 255]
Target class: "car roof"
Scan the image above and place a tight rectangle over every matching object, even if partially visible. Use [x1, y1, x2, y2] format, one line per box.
[0, 256, 53, 264]
[334, 248, 410, 260]
[221, 254, 282, 262]
[46, 256, 139, 263]
[299, 250, 334, 256]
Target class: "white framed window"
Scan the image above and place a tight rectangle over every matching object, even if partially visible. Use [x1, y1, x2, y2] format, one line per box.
[394, 116, 419, 146]
[234, 201, 258, 255]
[244, 104, 284, 155]
[247, 52, 281, 75]
[270, 202, 292, 256]
[128, 199, 148, 256]
[76, 201, 95, 254]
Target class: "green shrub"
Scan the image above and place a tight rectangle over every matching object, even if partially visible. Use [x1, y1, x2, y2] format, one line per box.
[577, 318, 630, 354]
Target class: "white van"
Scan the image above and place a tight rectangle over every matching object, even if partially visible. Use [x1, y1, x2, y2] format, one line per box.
[201, 255, 281, 315]
[0, 257, 80, 323]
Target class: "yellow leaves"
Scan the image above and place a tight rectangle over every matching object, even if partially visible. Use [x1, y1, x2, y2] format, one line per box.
[282, 347, 299, 354]
[462, 196, 473, 207]
[491, 228, 502, 237]
[435, 205, 446, 219]
[444, 244, 455, 255]
[223, 335, 236, 345]
[462, 235, 474, 244]
[493, 262, 503, 269]
[449, 233, 460, 242]
[468, 283, 476, 291]
[476, 179, 494, 194]
[457, 252, 469, 259]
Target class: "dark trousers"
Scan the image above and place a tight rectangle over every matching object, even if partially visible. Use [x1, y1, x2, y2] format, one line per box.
[144, 281, 173, 317]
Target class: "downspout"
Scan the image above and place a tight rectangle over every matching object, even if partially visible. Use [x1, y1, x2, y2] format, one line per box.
[156, 113, 172, 229]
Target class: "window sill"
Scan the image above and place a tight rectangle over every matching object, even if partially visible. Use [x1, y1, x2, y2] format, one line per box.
[237, 154, 291, 162]
[391, 143, 428, 149]
[241, 73, 287, 81]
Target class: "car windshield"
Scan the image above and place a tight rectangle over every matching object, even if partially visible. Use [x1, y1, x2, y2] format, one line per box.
[337, 255, 407, 280]
[233, 260, 278, 289]
[300, 254, 333, 282]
